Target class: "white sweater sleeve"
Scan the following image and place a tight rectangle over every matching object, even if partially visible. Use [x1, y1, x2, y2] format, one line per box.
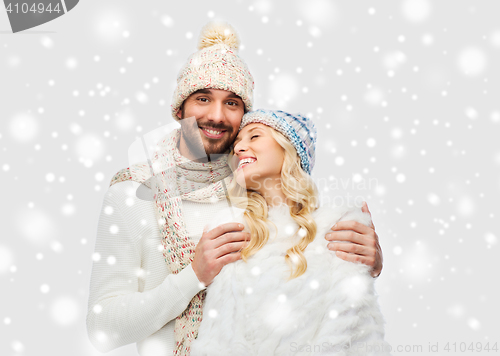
[86, 183, 205, 353]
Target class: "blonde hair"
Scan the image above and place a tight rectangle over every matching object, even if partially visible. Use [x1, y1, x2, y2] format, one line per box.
[228, 126, 319, 280]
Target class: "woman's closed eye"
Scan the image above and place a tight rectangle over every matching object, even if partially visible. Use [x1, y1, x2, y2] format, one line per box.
[251, 135, 259, 140]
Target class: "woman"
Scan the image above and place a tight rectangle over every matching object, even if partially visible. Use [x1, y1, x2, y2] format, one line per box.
[190, 109, 391, 356]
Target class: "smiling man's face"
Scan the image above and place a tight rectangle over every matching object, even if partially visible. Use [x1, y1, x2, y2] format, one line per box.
[176, 88, 245, 159]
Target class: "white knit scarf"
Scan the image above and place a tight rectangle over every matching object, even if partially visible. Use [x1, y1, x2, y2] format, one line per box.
[110, 128, 233, 355]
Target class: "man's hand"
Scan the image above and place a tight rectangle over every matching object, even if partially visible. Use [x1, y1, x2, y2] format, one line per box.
[192, 222, 250, 287]
[325, 202, 383, 278]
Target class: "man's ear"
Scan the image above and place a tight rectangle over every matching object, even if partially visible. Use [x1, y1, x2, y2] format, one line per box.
[176, 107, 182, 120]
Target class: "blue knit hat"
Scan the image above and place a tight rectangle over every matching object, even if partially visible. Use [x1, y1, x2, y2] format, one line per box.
[238, 109, 317, 174]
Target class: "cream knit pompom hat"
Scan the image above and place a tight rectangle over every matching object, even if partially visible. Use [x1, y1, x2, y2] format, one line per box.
[171, 21, 255, 121]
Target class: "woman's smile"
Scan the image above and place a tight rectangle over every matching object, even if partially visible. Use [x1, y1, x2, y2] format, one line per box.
[237, 156, 257, 171]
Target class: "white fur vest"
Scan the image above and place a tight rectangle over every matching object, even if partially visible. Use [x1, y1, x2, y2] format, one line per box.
[190, 205, 392, 356]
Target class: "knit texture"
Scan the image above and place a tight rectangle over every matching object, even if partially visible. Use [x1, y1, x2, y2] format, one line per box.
[87, 184, 217, 355]
[171, 21, 254, 121]
[239, 109, 317, 174]
[110, 128, 233, 356]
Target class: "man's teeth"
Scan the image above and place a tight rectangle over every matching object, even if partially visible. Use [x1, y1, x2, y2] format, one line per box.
[204, 128, 223, 135]
[238, 158, 256, 168]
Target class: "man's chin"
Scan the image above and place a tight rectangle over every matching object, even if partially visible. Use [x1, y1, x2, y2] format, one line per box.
[203, 140, 232, 156]
[205, 146, 230, 156]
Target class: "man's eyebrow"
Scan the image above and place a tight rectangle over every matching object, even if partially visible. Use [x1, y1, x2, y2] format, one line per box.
[192, 88, 241, 99]
[193, 88, 212, 95]
[226, 92, 243, 100]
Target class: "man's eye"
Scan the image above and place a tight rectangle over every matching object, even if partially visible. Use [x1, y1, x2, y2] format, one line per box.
[198, 97, 209, 102]
[227, 101, 238, 106]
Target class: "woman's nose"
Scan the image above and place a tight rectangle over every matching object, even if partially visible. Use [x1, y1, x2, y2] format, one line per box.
[234, 140, 247, 154]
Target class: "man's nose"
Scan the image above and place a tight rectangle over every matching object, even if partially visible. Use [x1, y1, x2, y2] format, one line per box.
[206, 102, 224, 123]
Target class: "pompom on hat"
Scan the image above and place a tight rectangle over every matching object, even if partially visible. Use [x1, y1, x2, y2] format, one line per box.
[239, 109, 317, 175]
[171, 21, 255, 121]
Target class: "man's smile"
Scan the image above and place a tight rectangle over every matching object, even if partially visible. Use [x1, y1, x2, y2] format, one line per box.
[200, 126, 227, 139]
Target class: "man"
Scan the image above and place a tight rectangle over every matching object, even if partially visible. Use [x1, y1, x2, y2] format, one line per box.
[87, 21, 383, 356]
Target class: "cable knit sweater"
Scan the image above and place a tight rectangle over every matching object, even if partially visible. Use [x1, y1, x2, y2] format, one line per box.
[190, 204, 391, 356]
[86, 181, 230, 355]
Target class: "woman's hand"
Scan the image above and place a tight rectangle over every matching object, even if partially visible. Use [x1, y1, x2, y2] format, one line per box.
[325, 202, 383, 278]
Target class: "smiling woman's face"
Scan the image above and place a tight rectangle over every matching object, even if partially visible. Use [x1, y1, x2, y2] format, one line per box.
[232, 123, 284, 192]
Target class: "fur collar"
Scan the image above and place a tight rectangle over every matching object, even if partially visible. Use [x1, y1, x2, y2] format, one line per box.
[191, 205, 391, 356]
